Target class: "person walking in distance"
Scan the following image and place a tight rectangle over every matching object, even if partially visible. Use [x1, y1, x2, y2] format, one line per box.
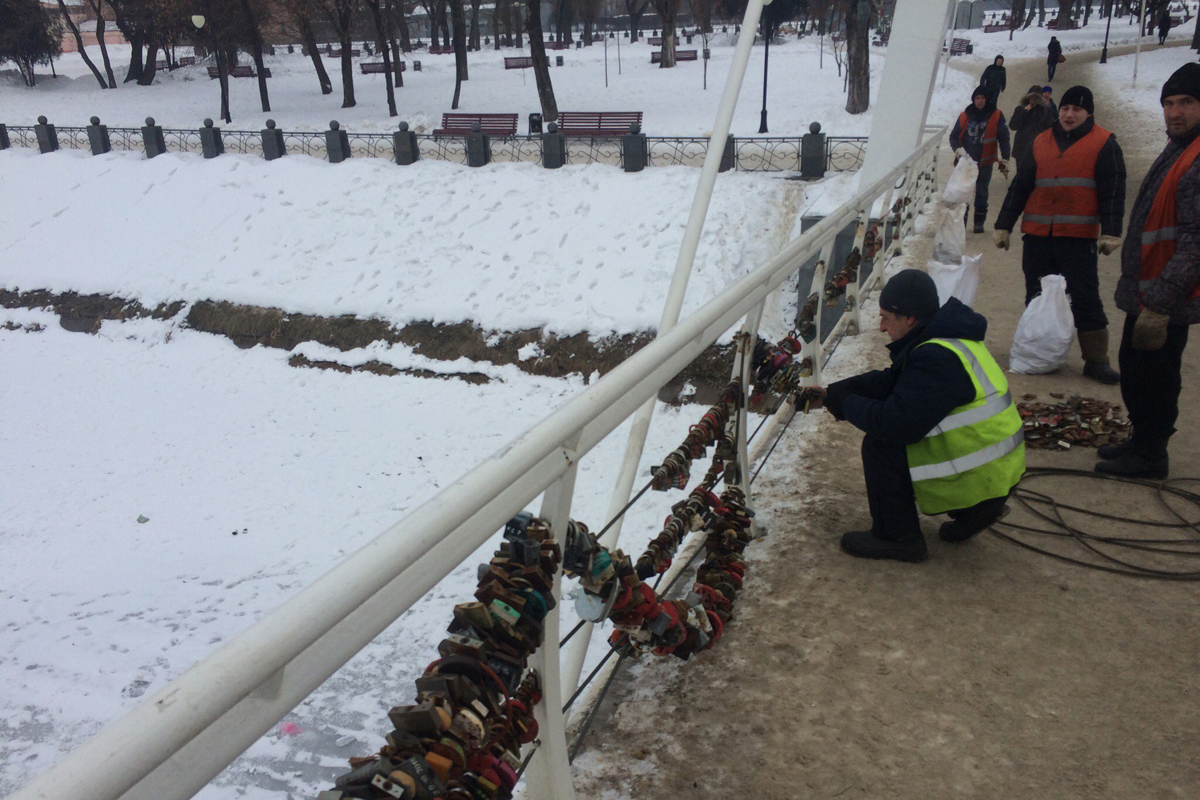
[1010, 84, 1055, 170]
[1157, 11, 1172, 46]
[1042, 85, 1057, 117]
[950, 85, 1012, 234]
[1096, 64, 1200, 478]
[994, 85, 1127, 384]
[1047, 36, 1062, 82]
[980, 55, 1007, 107]
[806, 270, 1025, 564]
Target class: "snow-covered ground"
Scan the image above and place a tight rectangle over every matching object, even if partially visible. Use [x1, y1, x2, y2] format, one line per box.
[0, 34, 974, 136]
[0, 146, 800, 337]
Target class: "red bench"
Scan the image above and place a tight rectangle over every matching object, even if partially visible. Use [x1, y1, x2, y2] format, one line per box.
[944, 37, 972, 56]
[982, 23, 1008, 33]
[328, 48, 361, 57]
[556, 111, 642, 137]
[545, 41, 571, 50]
[178, 56, 196, 67]
[433, 113, 519, 137]
[360, 61, 406, 74]
[648, 36, 662, 45]
[208, 65, 270, 79]
[429, 44, 454, 54]
[651, 49, 698, 63]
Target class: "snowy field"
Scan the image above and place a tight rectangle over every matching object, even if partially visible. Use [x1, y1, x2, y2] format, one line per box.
[0, 34, 973, 136]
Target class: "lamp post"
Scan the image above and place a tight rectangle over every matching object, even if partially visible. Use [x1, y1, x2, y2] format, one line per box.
[193, 12, 231, 123]
[1100, 0, 1114, 63]
[758, 0, 774, 133]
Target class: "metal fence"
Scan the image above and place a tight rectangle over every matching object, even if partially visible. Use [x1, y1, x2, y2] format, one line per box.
[1, 121, 868, 173]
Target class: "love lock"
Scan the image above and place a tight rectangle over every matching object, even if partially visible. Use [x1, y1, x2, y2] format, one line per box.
[574, 576, 620, 622]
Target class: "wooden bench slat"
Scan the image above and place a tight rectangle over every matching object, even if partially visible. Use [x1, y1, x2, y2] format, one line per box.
[557, 111, 642, 136]
[360, 61, 406, 74]
[434, 112, 519, 136]
[651, 49, 698, 63]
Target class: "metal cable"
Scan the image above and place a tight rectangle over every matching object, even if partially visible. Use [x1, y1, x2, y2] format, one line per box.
[559, 618, 586, 648]
[567, 651, 629, 764]
[561, 645, 617, 714]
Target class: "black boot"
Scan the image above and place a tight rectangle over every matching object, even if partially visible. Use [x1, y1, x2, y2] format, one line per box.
[1094, 452, 1169, 479]
[1078, 329, 1120, 385]
[1097, 437, 1135, 460]
[940, 502, 1009, 543]
[840, 530, 928, 563]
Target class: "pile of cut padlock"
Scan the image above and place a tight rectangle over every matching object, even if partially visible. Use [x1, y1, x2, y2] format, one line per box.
[750, 326, 815, 411]
[651, 379, 742, 491]
[320, 513, 562, 800]
[889, 195, 912, 229]
[1017, 393, 1131, 450]
[565, 486, 754, 662]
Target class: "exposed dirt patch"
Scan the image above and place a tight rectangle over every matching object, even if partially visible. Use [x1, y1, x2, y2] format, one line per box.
[286, 353, 492, 385]
[1, 289, 736, 404]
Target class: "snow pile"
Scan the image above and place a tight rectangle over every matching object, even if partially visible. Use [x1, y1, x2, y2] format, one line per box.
[0, 147, 800, 336]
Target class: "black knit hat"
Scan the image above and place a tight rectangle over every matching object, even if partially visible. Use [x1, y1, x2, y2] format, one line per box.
[879, 269, 940, 319]
[1161, 63, 1200, 104]
[1060, 85, 1095, 115]
[972, 84, 989, 101]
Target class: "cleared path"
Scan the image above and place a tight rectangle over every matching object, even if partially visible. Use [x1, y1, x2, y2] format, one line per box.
[571, 42, 1200, 800]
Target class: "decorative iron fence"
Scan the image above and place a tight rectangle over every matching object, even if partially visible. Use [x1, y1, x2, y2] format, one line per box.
[1, 119, 867, 174]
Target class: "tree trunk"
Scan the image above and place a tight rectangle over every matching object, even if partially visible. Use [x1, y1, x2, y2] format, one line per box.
[654, 0, 677, 67]
[512, 1, 523, 47]
[1012, 0, 1027, 26]
[844, 0, 870, 114]
[92, 0, 116, 88]
[525, 0, 558, 120]
[340, 28, 356, 107]
[583, 18, 592, 44]
[627, 0, 645, 41]
[1038, 0, 1046, 25]
[124, 32, 144, 82]
[470, 0, 482, 48]
[451, 0, 468, 81]
[437, 0, 452, 46]
[300, 16, 334, 94]
[367, 0, 398, 115]
[391, 0, 412, 51]
[1193, 6, 1200, 48]
[494, 0, 506, 47]
[58, 0, 109, 87]
[238, 0, 270, 111]
[138, 42, 159, 85]
[385, 0, 405, 84]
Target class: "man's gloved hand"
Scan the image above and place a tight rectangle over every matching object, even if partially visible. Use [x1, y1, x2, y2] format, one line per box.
[998, 160, 1010, 178]
[798, 386, 826, 412]
[954, 148, 967, 160]
[994, 229, 1011, 250]
[1132, 308, 1171, 351]
[1097, 235, 1122, 255]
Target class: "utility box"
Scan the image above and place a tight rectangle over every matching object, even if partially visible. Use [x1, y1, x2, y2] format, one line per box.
[529, 113, 543, 135]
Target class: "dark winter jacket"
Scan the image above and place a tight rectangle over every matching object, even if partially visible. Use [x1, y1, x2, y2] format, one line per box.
[824, 298, 984, 449]
[1047, 38, 1062, 64]
[995, 117, 1127, 237]
[981, 63, 1007, 98]
[1010, 99, 1055, 165]
[949, 100, 1012, 164]
[1116, 122, 1200, 325]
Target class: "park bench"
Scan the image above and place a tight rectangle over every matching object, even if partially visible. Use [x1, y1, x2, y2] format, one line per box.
[429, 44, 454, 54]
[433, 113, 519, 137]
[648, 36, 662, 45]
[982, 23, 1008, 33]
[208, 65, 270, 79]
[360, 61, 406, 74]
[1172, 15, 1184, 25]
[328, 48, 361, 58]
[556, 111, 642, 137]
[156, 59, 167, 69]
[179, 56, 196, 67]
[651, 49, 697, 63]
[944, 37, 972, 56]
[545, 40, 571, 50]
[504, 55, 549, 69]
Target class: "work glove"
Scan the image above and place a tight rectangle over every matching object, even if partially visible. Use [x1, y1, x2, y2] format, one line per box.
[994, 229, 1011, 250]
[1132, 308, 1171, 351]
[1097, 235, 1122, 256]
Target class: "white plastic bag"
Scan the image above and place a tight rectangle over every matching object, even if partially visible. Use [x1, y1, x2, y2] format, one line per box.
[943, 156, 979, 206]
[928, 253, 981, 307]
[1009, 275, 1074, 374]
[932, 204, 967, 264]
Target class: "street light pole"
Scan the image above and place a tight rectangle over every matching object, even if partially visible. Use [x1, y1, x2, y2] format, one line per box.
[1100, 0, 1114, 63]
[758, 0, 774, 133]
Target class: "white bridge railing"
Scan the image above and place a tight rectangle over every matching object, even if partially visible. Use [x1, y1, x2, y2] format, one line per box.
[5, 4, 945, 799]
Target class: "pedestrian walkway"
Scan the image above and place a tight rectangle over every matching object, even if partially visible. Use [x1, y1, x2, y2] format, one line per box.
[572, 42, 1200, 800]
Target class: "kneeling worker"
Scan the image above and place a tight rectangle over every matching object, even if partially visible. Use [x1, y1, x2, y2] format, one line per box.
[809, 270, 1026, 563]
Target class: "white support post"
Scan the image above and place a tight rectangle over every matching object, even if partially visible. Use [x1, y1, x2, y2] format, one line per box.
[523, 441, 582, 800]
[734, 303, 764, 504]
[845, 211, 869, 335]
[860, 0, 955, 188]
[808, 244, 832, 387]
[563, 0, 771, 700]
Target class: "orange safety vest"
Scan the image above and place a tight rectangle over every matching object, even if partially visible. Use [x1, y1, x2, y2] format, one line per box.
[1139, 134, 1200, 302]
[1021, 125, 1113, 239]
[959, 109, 1002, 166]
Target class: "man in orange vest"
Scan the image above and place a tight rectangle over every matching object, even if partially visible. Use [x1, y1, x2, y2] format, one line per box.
[1096, 64, 1200, 478]
[994, 85, 1127, 384]
[949, 85, 1012, 234]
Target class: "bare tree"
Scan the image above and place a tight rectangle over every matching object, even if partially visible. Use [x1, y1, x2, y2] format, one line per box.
[322, 0, 359, 107]
[238, 0, 270, 111]
[450, 0, 467, 107]
[653, 0, 678, 66]
[365, 0, 397, 114]
[843, 0, 870, 114]
[525, 0, 557, 119]
[625, 0, 648, 40]
[284, 0, 333, 94]
[86, 0, 117, 87]
[687, 0, 712, 33]
[56, 0, 110, 86]
[574, 0, 601, 43]
[469, 0, 481, 48]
